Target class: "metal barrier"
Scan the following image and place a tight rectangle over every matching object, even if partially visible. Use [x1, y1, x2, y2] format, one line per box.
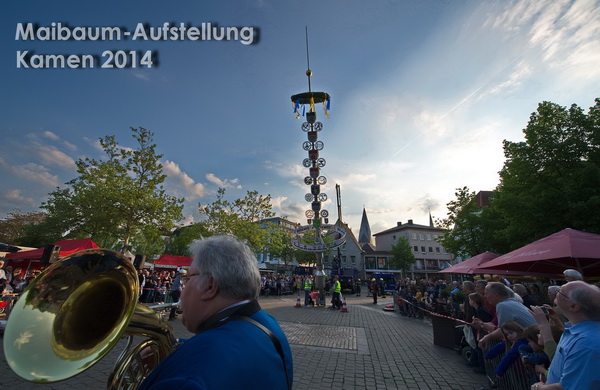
[482, 339, 535, 390]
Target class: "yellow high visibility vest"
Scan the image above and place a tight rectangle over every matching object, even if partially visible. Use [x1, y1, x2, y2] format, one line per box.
[333, 280, 341, 293]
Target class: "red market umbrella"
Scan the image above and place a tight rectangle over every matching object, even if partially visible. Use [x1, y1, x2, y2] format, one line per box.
[438, 252, 499, 274]
[153, 254, 192, 269]
[477, 228, 600, 278]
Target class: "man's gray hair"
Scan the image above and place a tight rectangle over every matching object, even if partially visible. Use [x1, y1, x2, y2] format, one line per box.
[188, 235, 261, 300]
[563, 269, 583, 280]
[512, 284, 528, 296]
[462, 281, 475, 292]
[547, 285, 560, 294]
[568, 282, 600, 321]
[488, 282, 512, 298]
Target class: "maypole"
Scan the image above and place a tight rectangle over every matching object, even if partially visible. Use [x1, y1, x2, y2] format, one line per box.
[290, 28, 346, 306]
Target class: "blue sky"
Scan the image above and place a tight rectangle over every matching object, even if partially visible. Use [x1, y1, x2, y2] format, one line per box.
[1, 0, 599, 238]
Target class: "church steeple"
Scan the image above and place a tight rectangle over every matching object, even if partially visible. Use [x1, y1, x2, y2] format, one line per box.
[358, 207, 372, 245]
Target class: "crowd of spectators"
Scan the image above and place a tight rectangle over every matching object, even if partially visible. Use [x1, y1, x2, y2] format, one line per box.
[0, 259, 40, 296]
[394, 269, 600, 390]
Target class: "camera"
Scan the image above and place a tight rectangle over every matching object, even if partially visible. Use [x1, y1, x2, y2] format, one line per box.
[541, 307, 549, 315]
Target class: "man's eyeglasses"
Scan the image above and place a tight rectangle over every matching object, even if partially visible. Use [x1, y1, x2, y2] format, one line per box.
[557, 288, 571, 301]
[181, 273, 200, 284]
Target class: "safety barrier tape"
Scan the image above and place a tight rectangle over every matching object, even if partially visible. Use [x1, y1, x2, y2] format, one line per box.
[397, 296, 472, 326]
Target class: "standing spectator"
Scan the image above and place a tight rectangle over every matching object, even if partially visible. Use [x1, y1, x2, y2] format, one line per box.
[476, 282, 537, 348]
[371, 278, 378, 304]
[331, 275, 342, 310]
[531, 281, 600, 390]
[475, 280, 496, 318]
[169, 269, 185, 320]
[513, 284, 536, 309]
[529, 284, 543, 306]
[0, 259, 7, 292]
[562, 269, 583, 282]
[303, 275, 313, 307]
[468, 292, 493, 372]
[461, 281, 476, 322]
[355, 278, 361, 297]
[546, 286, 569, 324]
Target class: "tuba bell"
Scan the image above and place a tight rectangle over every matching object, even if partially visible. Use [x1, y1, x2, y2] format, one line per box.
[3, 248, 177, 389]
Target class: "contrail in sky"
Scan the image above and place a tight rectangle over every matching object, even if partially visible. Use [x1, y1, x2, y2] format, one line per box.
[391, 56, 522, 158]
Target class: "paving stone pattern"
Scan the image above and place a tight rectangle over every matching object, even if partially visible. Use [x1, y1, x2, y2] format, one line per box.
[1, 295, 489, 389]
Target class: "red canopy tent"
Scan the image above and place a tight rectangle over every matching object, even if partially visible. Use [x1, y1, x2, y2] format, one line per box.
[153, 254, 192, 269]
[477, 228, 600, 278]
[4, 239, 100, 269]
[438, 252, 499, 274]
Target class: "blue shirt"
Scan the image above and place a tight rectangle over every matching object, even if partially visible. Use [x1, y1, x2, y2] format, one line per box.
[547, 321, 600, 389]
[496, 298, 536, 328]
[139, 309, 293, 390]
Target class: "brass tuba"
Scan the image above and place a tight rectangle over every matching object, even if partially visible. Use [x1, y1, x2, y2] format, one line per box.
[3, 248, 177, 389]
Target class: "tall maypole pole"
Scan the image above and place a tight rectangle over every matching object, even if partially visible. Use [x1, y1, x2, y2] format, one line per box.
[290, 28, 346, 306]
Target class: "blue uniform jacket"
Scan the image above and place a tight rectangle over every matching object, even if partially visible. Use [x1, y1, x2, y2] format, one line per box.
[139, 309, 293, 390]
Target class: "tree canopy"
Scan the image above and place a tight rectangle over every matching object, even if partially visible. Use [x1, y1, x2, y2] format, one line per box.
[388, 236, 416, 274]
[25, 127, 183, 254]
[198, 188, 275, 252]
[438, 98, 600, 257]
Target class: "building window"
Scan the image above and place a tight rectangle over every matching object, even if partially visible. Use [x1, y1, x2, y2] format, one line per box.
[428, 247, 433, 253]
[419, 234, 424, 240]
[413, 246, 419, 252]
[412, 233, 417, 240]
[427, 234, 432, 241]
[421, 246, 426, 253]
[436, 247, 440, 253]
[351, 256, 356, 264]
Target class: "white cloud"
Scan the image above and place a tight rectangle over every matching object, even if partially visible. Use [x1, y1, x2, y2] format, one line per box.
[205, 173, 242, 189]
[1, 189, 36, 208]
[486, 60, 533, 96]
[42, 130, 60, 141]
[32, 144, 76, 169]
[264, 161, 305, 179]
[0, 157, 61, 188]
[163, 160, 207, 198]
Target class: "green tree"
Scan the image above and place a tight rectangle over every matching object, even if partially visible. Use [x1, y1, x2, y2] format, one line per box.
[436, 187, 506, 258]
[164, 223, 211, 256]
[198, 188, 274, 251]
[40, 127, 184, 252]
[388, 236, 416, 274]
[0, 210, 46, 245]
[493, 99, 600, 249]
[439, 98, 600, 257]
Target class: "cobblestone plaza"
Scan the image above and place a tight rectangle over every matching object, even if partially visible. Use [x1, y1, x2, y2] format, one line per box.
[2, 295, 488, 390]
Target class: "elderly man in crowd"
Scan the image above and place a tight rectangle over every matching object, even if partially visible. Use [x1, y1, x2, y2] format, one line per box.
[139, 235, 293, 390]
[562, 269, 583, 282]
[475, 282, 537, 347]
[531, 281, 600, 390]
[513, 283, 537, 308]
